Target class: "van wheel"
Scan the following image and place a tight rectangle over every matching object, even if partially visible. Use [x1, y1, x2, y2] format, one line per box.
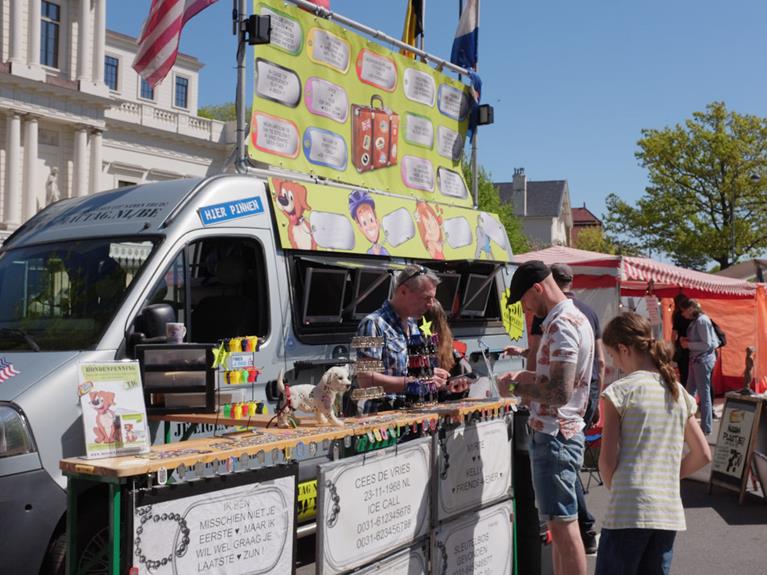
[39, 533, 66, 575]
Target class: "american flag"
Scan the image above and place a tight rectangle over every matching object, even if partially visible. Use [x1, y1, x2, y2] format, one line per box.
[0, 358, 20, 382]
[132, 0, 218, 88]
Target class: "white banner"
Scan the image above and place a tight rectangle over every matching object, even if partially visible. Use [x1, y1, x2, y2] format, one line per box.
[318, 438, 432, 574]
[132, 476, 295, 575]
[432, 500, 514, 575]
[436, 418, 512, 521]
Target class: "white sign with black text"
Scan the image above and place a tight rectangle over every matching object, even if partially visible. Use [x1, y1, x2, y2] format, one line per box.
[354, 543, 428, 575]
[318, 438, 432, 575]
[436, 418, 512, 521]
[132, 476, 294, 575]
[712, 402, 756, 479]
[432, 500, 514, 575]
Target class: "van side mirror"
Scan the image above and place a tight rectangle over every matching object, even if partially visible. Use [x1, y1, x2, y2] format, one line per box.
[127, 304, 178, 356]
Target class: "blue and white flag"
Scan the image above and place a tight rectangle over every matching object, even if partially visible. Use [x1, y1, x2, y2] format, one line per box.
[450, 0, 478, 69]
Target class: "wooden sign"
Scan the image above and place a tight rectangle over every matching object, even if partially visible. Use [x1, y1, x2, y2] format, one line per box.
[435, 418, 512, 522]
[709, 393, 766, 503]
[432, 500, 514, 575]
[317, 438, 432, 574]
[132, 464, 296, 574]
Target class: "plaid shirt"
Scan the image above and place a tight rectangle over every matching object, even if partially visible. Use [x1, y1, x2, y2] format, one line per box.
[356, 300, 420, 377]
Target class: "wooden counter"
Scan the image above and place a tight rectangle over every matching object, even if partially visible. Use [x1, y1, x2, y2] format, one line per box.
[61, 398, 517, 479]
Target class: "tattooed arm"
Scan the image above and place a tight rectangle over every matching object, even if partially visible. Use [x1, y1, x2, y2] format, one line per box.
[513, 361, 577, 406]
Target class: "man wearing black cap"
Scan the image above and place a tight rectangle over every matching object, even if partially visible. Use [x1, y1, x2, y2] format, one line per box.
[500, 260, 594, 575]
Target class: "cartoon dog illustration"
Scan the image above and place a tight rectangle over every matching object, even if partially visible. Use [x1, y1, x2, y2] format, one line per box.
[89, 390, 117, 444]
[275, 366, 352, 427]
[271, 178, 317, 250]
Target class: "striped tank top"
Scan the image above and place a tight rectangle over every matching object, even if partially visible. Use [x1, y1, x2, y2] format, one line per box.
[601, 370, 696, 531]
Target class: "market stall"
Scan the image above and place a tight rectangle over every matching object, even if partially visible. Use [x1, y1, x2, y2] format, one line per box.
[511, 246, 765, 393]
[61, 398, 518, 575]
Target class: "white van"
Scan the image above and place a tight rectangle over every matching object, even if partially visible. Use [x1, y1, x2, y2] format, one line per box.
[0, 173, 520, 574]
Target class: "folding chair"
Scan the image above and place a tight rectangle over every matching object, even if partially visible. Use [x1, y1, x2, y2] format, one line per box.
[581, 409, 604, 494]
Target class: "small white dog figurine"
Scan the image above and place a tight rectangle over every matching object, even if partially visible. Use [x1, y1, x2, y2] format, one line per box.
[276, 365, 352, 428]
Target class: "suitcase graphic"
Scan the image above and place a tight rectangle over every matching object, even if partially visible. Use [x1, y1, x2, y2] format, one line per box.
[351, 95, 399, 173]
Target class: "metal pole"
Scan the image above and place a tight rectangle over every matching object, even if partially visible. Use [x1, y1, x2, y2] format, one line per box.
[283, 0, 470, 76]
[234, 0, 248, 173]
[731, 190, 736, 265]
[471, 0, 480, 209]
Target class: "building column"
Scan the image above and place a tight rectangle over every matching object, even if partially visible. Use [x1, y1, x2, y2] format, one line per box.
[74, 127, 89, 197]
[28, 0, 42, 67]
[4, 113, 22, 226]
[9, 0, 24, 64]
[77, 0, 91, 85]
[23, 116, 39, 221]
[89, 129, 103, 195]
[92, 0, 106, 85]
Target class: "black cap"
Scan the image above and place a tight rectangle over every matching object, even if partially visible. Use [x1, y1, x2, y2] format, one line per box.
[550, 263, 574, 285]
[509, 260, 551, 303]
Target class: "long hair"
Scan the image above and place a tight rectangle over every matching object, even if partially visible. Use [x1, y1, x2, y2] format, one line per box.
[679, 298, 702, 319]
[424, 301, 456, 371]
[603, 311, 679, 401]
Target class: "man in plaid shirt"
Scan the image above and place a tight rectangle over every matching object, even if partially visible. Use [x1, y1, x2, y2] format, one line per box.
[356, 264, 449, 393]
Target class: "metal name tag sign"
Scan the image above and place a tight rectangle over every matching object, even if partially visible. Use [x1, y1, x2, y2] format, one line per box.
[354, 543, 428, 575]
[435, 418, 512, 522]
[132, 472, 295, 575]
[318, 438, 432, 574]
[432, 500, 514, 575]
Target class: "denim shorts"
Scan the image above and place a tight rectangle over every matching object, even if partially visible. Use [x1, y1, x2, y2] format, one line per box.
[529, 430, 584, 522]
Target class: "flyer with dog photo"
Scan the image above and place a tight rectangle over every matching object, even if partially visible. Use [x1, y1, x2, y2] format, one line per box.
[77, 361, 150, 459]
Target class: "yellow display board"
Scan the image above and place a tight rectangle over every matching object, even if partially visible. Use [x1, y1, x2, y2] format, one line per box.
[269, 177, 513, 262]
[250, 0, 473, 207]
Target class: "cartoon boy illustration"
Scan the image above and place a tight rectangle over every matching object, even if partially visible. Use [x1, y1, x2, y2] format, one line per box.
[349, 190, 389, 255]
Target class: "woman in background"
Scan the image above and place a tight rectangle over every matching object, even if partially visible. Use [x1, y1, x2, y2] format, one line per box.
[596, 312, 710, 575]
[424, 301, 471, 398]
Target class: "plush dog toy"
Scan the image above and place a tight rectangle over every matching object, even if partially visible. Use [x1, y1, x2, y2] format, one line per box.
[276, 366, 351, 428]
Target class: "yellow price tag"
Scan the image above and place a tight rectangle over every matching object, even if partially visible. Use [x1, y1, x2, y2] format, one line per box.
[297, 480, 317, 522]
[501, 288, 524, 341]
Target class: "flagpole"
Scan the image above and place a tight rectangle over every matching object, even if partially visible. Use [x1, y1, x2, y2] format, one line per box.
[235, 0, 248, 173]
[471, 0, 480, 209]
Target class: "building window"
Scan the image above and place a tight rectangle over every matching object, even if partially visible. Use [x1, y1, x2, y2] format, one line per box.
[140, 78, 154, 100]
[41, 1, 61, 68]
[175, 76, 189, 109]
[104, 56, 119, 90]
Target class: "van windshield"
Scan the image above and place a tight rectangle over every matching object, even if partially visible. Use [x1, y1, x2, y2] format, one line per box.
[0, 238, 156, 351]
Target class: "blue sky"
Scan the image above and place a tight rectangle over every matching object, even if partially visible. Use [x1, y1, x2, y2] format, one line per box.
[107, 0, 767, 220]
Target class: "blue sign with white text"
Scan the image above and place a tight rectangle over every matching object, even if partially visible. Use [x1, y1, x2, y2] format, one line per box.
[198, 196, 265, 226]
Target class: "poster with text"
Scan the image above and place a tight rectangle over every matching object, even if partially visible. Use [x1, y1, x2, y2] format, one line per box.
[132, 469, 296, 575]
[77, 361, 150, 459]
[712, 400, 756, 482]
[432, 500, 514, 575]
[268, 177, 512, 262]
[317, 438, 432, 574]
[435, 418, 512, 522]
[250, 0, 473, 207]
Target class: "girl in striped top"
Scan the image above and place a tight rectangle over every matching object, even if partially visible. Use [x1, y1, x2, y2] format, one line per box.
[596, 312, 711, 575]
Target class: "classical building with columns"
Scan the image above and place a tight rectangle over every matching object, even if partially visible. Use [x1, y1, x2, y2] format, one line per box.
[0, 0, 232, 241]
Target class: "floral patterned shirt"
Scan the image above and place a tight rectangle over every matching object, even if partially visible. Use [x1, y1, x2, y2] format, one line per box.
[529, 299, 594, 439]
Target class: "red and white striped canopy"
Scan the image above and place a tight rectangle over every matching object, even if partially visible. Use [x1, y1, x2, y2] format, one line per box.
[511, 246, 757, 298]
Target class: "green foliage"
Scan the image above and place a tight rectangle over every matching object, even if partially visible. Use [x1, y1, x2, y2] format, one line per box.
[604, 102, 767, 270]
[198, 102, 242, 121]
[574, 226, 616, 254]
[462, 162, 530, 255]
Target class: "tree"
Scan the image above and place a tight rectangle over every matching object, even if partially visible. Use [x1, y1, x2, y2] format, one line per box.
[198, 102, 242, 121]
[462, 162, 530, 255]
[574, 226, 616, 254]
[604, 102, 767, 270]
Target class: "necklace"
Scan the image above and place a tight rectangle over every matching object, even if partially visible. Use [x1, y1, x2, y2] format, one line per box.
[134, 505, 191, 571]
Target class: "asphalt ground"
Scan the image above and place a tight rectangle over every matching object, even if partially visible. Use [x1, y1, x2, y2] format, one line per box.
[583, 404, 767, 575]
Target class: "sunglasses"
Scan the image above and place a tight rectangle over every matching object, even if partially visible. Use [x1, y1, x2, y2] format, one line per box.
[398, 265, 428, 287]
